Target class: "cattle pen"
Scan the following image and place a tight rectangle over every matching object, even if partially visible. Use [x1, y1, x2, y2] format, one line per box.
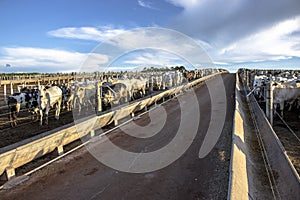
[1, 69, 299, 199]
[0, 72, 125, 105]
[0, 70, 225, 183]
[242, 69, 300, 177]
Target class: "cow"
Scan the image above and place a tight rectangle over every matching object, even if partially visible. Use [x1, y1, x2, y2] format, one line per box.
[8, 94, 26, 127]
[252, 75, 268, 99]
[273, 82, 300, 117]
[183, 70, 195, 82]
[173, 70, 183, 86]
[73, 83, 96, 114]
[60, 83, 75, 111]
[131, 78, 147, 99]
[162, 73, 173, 89]
[37, 86, 62, 125]
[114, 77, 147, 101]
[102, 83, 129, 107]
[7, 88, 37, 127]
[151, 74, 163, 91]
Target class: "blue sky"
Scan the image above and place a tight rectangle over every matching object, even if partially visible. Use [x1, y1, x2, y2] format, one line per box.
[0, 0, 300, 73]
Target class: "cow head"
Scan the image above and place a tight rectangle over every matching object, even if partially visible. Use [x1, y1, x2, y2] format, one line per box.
[37, 87, 47, 110]
[103, 90, 114, 106]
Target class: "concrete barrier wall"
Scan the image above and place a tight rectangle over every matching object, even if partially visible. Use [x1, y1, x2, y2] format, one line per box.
[228, 73, 250, 199]
[0, 72, 225, 181]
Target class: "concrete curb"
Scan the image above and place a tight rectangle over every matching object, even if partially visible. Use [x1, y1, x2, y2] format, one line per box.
[227, 73, 249, 200]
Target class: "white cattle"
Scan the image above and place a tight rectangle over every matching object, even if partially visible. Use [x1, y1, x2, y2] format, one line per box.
[38, 86, 62, 125]
[102, 83, 129, 107]
[115, 77, 147, 100]
[151, 74, 163, 90]
[273, 83, 300, 117]
[162, 73, 173, 89]
[253, 75, 268, 98]
[61, 84, 75, 111]
[131, 78, 147, 99]
[73, 83, 96, 114]
[173, 70, 183, 86]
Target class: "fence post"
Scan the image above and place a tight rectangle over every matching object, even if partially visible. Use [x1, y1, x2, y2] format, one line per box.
[57, 145, 64, 156]
[266, 81, 273, 126]
[246, 70, 249, 88]
[97, 82, 102, 112]
[90, 130, 95, 137]
[4, 84, 7, 103]
[270, 81, 274, 126]
[10, 82, 13, 95]
[5, 167, 16, 180]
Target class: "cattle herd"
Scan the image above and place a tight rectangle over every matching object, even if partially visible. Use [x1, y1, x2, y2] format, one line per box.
[250, 69, 300, 118]
[7, 68, 220, 127]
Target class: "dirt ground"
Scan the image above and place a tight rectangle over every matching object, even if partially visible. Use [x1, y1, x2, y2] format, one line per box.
[0, 74, 235, 200]
[0, 108, 75, 148]
[272, 109, 300, 175]
[257, 100, 300, 175]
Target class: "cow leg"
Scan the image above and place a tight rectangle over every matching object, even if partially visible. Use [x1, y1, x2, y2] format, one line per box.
[55, 103, 61, 120]
[73, 96, 77, 110]
[124, 93, 128, 103]
[9, 111, 17, 127]
[67, 102, 70, 111]
[45, 106, 50, 125]
[39, 109, 43, 126]
[9, 111, 14, 127]
[143, 88, 146, 96]
[280, 102, 284, 117]
[33, 108, 39, 121]
[67, 100, 72, 111]
[31, 112, 36, 121]
[78, 103, 82, 114]
[45, 113, 49, 125]
[88, 100, 93, 112]
[287, 101, 293, 111]
[11, 115, 17, 127]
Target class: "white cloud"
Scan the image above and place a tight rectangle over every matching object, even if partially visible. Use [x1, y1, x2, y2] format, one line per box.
[105, 28, 210, 61]
[138, 0, 158, 10]
[0, 47, 108, 72]
[166, 0, 203, 9]
[47, 21, 300, 68]
[215, 16, 300, 63]
[167, 0, 300, 60]
[48, 27, 211, 64]
[48, 26, 126, 42]
[122, 51, 188, 67]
